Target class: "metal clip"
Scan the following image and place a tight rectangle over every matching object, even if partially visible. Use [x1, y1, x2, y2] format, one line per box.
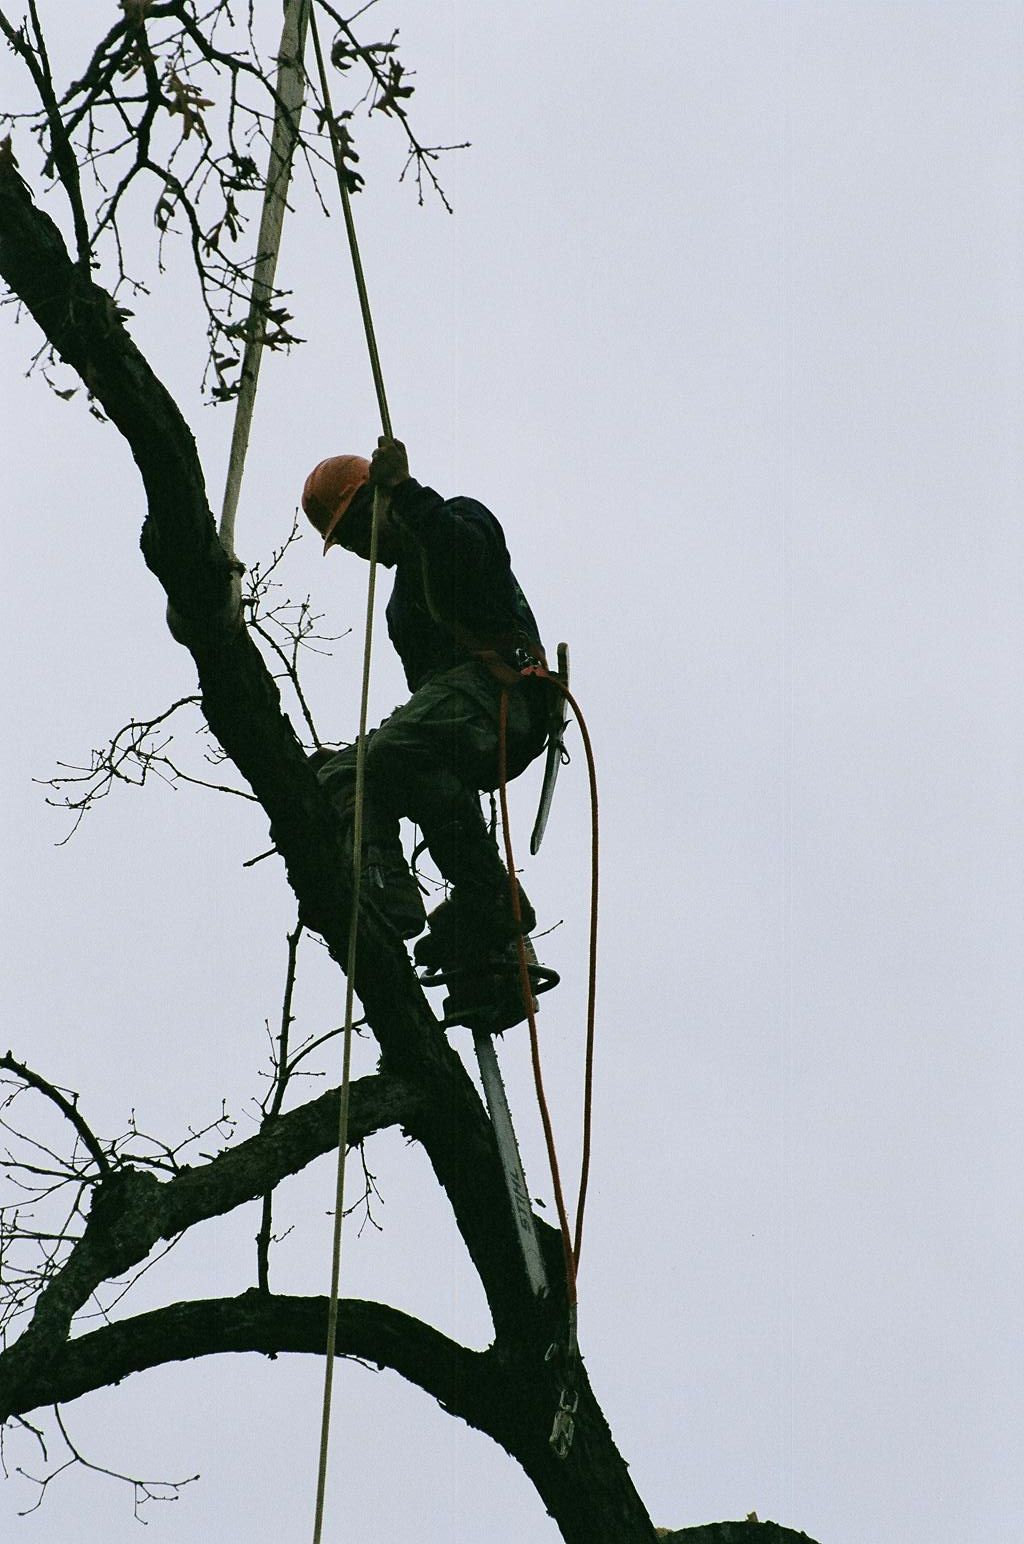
[549, 1386, 578, 1460]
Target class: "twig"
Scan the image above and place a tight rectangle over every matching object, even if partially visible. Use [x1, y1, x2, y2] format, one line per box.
[3, 0, 467, 394]
[0, 1057, 110, 1177]
[257, 920, 303, 1291]
[15, 1406, 199, 1521]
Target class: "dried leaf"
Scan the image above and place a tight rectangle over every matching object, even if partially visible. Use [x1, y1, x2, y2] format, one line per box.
[373, 61, 414, 117]
[164, 70, 213, 142]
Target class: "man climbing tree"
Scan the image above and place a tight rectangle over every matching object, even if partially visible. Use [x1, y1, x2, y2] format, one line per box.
[302, 433, 555, 1030]
[0, 6, 663, 1536]
[0, 4, 819, 1541]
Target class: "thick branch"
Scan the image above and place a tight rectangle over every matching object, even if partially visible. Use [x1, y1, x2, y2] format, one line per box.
[6, 1283, 662, 1543]
[2, 1286, 664, 1544]
[0, 1072, 421, 1421]
[18, 1286, 659, 1543]
[2, 1292, 493, 1430]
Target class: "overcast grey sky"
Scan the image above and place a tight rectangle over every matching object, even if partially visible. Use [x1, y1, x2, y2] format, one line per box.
[2, 3, 1022, 1540]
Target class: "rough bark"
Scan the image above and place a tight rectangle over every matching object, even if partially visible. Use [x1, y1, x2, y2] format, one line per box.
[0, 156, 657, 1542]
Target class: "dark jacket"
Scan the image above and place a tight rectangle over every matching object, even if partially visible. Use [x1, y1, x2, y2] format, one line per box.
[386, 478, 544, 692]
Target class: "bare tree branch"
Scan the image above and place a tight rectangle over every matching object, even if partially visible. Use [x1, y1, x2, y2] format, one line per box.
[0, 1058, 110, 1179]
[0, 1066, 427, 1420]
[4, 1292, 493, 1431]
[315, 0, 469, 210]
[40, 694, 257, 842]
[1, 0, 463, 392]
[0, 6, 90, 259]
[256, 919, 303, 1292]
[0, 1287, 678, 1544]
[14, 1404, 197, 1520]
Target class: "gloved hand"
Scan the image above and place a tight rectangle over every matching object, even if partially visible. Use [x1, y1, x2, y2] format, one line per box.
[369, 435, 409, 489]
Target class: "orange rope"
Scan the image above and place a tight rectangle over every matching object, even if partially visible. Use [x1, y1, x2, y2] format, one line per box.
[497, 675, 600, 1302]
[498, 689, 577, 1304]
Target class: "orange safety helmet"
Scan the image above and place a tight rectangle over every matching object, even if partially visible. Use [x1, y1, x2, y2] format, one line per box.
[301, 454, 371, 553]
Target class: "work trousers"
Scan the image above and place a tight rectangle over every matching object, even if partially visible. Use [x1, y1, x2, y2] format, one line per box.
[315, 660, 548, 906]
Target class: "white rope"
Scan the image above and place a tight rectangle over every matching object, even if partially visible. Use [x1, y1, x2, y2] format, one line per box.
[307, 9, 396, 1539]
[310, 482, 387, 1544]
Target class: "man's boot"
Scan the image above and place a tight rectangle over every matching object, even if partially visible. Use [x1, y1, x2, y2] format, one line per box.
[414, 880, 536, 973]
[410, 796, 556, 1029]
[415, 881, 553, 1033]
[360, 837, 426, 940]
